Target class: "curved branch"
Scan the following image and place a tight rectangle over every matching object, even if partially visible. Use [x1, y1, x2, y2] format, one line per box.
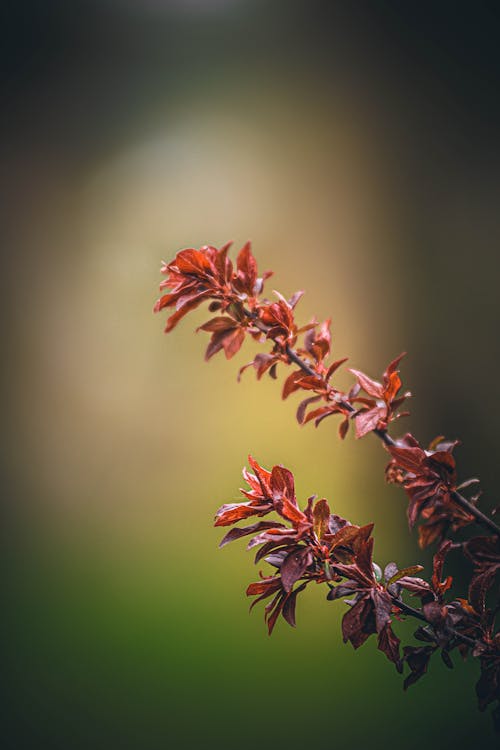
[247, 311, 500, 538]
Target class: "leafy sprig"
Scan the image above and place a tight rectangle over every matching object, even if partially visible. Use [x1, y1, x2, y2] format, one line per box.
[155, 241, 500, 731]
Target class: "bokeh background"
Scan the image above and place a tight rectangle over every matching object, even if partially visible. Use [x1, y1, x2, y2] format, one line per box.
[3, 2, 500, 748]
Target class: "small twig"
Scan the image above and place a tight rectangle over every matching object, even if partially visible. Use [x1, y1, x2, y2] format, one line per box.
[450, 490, 500, 537]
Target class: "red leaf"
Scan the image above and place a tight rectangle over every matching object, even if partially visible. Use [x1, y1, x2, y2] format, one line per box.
[422, 601, 448, 626]
[386, 565, 424, 587]
[214, 502, 269, 526]
[397, 576, 431, 596]
[464, 536, 500, 568]
[384, 351, 406, 378]
[213, 241, 233, 283]
[282, 370, 308, 399]
[384, 370, 402, 404]
[218, 521, 285, 548]
[175, 248, 215, 276]
[349, 368, 384, 399]
[371, 589, 393, 632]
[403, 645, 435, 689]
[234, 241, 258, 295]
[280, 548, 313, 592]
[222, 327, 245, 359]
[431, 540, 453, 595]
[296, 396, 321, 424]
[248, 455, 272, 496]
[164, 291, 210, 332]
[342, 595, 376, 648]
[246, 577, 282, 598]
[270, 465, 296, 505]
[354, 406, 385, 438]
[254, 354, 278, 379]
[338, 417, 350, 440]
[469, 567, 499, 616]
[378, 623, 402, 671]
[265, 593, 284, 635]
[304, 319, 331, 362]
[328, 524, 364, 555]
[280, 498, 308, 527]
[387, 444, 426, 473]
[302, 405, 339, 426]
[313, 498, 331, 541]
[198, 316, 236, 333]
[282, 582, 307, 627]
[326, 358, 349, 382]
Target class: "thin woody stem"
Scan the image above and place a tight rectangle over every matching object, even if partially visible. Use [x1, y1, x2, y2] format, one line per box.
[393, 598, 427, 623]
[450, 490, 500, 537]
[244, 308, 500, 538]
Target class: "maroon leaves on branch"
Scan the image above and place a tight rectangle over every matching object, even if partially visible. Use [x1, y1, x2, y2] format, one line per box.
[216, 458, 410, 670]
[259, 299, 298, 351]
[154, 241, 272, 355]
[198, 317, 245, 360]
[303, 318, 332, 369]
[402, 645, 436, 689]
[233, 241, 272, 297]
[349, 353, 410, 438]
[157, 241, 500, 731]
[386, 433, 476, 548]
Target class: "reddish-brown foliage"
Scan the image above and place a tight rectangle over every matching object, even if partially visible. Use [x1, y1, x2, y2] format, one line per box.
[155, 241, 500, 732]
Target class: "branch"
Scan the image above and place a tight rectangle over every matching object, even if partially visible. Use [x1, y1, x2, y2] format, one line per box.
[450, 490, 500, 537]
[249, 312, 500, 537]
[393, 597, 481, 650]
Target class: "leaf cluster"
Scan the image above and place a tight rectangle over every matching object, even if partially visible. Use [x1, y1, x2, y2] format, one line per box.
[155, 242, 500, 731]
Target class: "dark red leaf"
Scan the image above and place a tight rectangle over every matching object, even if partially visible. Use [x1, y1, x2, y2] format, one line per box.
[342, 595, 376, 649]
[469, 567, 499, 616]
[431, 540, 453, 595]
[326, 357, 349, 382]
[422, 601, 448, 626]
[222, 327, 245, 359]
[165, 291, 210, 332]
[384, 352, 406, 377]
[296, 395, 322, 424]
[198, 316, 236, 333]
[354, 406, 386, 438]
[349, 368, 384, 399]
[282, 370, 308, 399]
[313, 498, 331, 542]
[280, 548, 313, 592]
[338, 417, 350, 440]
[218, 521, 285, 548]
[397, 576, 432, 597]
[464, 536, 500, 569]
[246, 577, 282, 598]
[403, 645, 435, 689]
[271, 465, 296, 505]
[214, 502, 269, 526]
[371, 589, 393, 633]
[234, 241, 258, 294]
[174, 248, 214, 276]
[378, 623, 402, 671]
[303, 405, 339, 426]
[282, 582, 307, 627]
[386, 565, 424, 587]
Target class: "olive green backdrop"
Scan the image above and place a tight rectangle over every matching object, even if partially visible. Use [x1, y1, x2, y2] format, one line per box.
[3, 2, 500, 748]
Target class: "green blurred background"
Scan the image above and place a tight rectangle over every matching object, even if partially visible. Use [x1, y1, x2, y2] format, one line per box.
[3, 2, 500, 748]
